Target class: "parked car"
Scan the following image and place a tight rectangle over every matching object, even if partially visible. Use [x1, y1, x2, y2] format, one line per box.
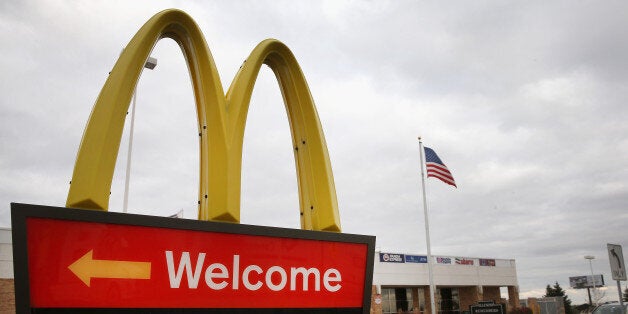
[592, 303, 628, 314]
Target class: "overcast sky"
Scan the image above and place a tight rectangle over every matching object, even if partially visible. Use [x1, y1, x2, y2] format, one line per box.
[2, 0, 627, 303]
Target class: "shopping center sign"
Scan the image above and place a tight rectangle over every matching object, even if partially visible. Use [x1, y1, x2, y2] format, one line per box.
[12, 203, 375, 312]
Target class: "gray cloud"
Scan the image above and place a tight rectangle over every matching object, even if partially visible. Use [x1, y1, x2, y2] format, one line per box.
[1, 0, 627, 304]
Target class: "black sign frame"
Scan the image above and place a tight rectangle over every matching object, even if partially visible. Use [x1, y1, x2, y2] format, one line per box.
[469, 301, 504, 314]
[11, 203, 376, 313]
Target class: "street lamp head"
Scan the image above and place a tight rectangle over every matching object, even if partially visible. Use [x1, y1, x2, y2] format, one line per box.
[584, 255, 595, 260]
[144, 57, 158, 70]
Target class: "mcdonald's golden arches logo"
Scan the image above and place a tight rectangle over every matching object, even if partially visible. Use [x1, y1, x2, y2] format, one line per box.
[66, 9, 341, 232]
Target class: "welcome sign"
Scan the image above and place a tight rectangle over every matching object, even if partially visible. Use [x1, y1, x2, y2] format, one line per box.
[12, 204, 375, 312]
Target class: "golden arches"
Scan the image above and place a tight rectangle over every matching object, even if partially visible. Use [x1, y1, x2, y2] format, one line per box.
[66, 9, 341, 232]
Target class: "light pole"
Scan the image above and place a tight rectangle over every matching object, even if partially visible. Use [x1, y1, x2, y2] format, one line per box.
[585, 255, 597, 305]
[123, 56, 157, 213]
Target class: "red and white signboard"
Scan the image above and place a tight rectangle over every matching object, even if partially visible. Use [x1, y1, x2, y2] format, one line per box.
[11, 203, 375, 313]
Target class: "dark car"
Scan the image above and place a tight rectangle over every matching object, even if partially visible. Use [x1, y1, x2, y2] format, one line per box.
[592, 303, 628, 314]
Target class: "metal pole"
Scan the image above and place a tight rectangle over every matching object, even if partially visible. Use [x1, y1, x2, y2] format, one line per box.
[419, 137, 437, 314]
[585, 256, 597, 305]
[122, 89, 137, 213]
[121, 56, 156, 214]
[618, 281, 624, 306]
[589, 259, 596, 304]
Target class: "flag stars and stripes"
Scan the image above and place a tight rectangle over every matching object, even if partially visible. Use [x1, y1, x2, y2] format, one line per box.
[424, 147, 457, 188]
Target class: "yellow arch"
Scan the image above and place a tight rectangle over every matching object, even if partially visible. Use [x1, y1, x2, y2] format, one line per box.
[66, 9, 341, 232]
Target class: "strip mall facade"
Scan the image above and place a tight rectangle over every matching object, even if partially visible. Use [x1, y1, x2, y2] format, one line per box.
[371, 252, 519, 314]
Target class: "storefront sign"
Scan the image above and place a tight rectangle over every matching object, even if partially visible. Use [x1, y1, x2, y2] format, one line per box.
[436, 257, 452, 264]
[455, 258, 474, 265]
[479, 259, 496, 266]
[12, 204, 375, 313]
[379, 253, 405, 263]
[405, 255, 428, 263]
[379, 253, 427, 264]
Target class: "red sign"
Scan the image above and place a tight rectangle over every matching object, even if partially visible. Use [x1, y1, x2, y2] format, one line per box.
[12, 204, 375, 312]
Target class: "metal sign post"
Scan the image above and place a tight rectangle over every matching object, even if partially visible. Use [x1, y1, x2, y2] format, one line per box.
[607, 243, 626, 306]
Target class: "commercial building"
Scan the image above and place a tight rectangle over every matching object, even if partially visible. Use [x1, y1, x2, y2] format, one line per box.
[371, 251, 520, 314]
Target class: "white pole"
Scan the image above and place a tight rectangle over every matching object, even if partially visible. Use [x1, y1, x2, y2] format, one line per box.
[419, 137, 437, 314]
[585, 256, 597, 305]
[122, 88, 137, 213]
[121, 56, 157, 214]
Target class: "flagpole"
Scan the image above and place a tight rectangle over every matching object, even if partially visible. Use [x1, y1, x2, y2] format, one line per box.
[418, 137, 437, 314]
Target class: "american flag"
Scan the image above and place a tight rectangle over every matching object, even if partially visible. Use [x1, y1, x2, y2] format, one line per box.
[424, 147, 457, 187]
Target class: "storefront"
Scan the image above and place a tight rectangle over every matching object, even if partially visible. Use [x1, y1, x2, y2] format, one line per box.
[372, 252, 520, 314]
